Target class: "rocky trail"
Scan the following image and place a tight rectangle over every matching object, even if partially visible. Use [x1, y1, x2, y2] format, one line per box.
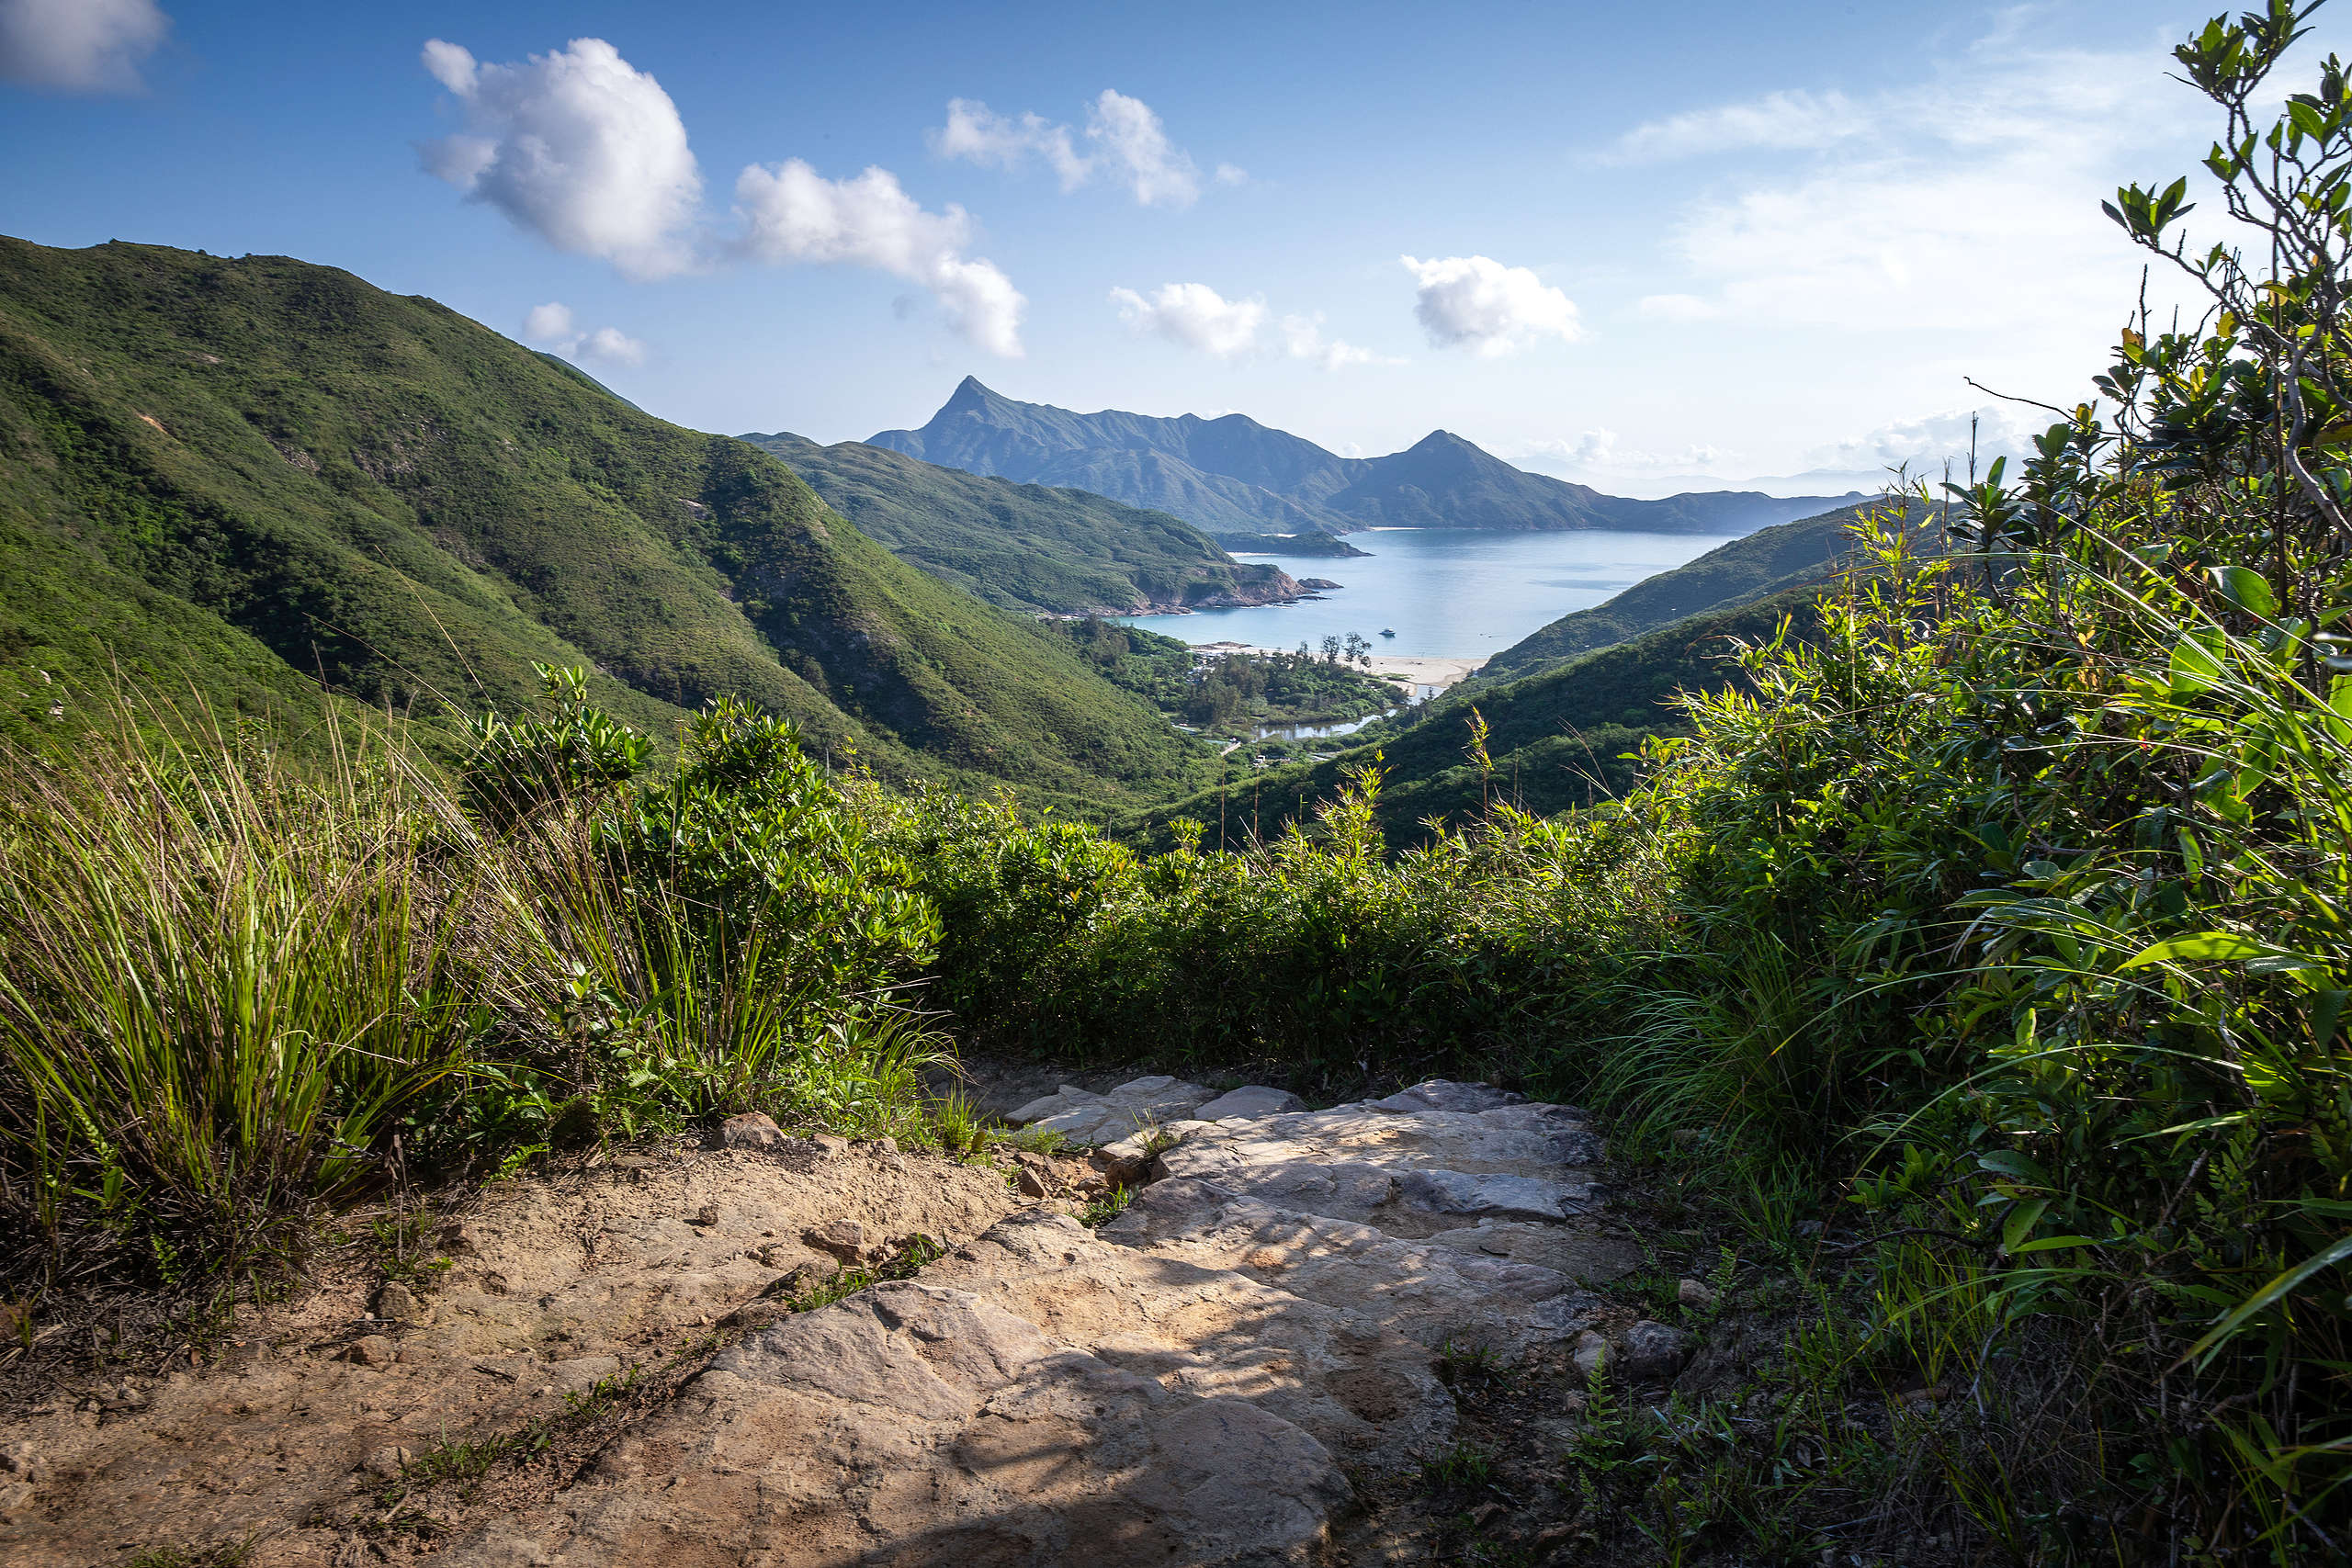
[0, 1074, 1712, 1566]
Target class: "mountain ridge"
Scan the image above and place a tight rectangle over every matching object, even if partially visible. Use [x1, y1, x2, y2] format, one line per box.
[872, 378, 1862, 540]
[0, 237, 1212, 807]
[738, 431, 1311, 617]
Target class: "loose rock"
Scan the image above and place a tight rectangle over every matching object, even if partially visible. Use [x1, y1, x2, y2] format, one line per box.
[1677, 1277, 1718, 1309]
[1573, 1330, 1611, 1380]
[802, 1219, 875, 1262]
[718, 1111, 785, 1150]
[345, 1335, 399, 1368]
[372, 1280, 422, 1322]
[1620, 1319, 1692, 1382]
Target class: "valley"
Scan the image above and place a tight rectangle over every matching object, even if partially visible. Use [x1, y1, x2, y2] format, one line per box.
[5, 9, 2346, 1555]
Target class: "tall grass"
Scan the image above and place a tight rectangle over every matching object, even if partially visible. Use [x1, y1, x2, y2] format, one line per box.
[0, 691, 959, 1293]
[0, 711, 485, 1282]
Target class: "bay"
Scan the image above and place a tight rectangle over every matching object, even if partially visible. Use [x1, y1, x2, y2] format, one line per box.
[1114, 527, 1739, 660]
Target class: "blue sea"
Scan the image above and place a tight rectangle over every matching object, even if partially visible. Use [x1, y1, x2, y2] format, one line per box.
[1115, 528, 1737, 660]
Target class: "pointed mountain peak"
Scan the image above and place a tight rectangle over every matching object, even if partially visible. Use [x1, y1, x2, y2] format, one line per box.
[942, 374, 1001, 412]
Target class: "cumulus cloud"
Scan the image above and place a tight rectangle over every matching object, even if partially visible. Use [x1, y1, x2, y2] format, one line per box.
[522, 301, 575, 343]
[934, 98, 1090, 189]
[1111, 282, 1264, 358]
[1087, 89, 1198, 206]
[520, 301, 648, 367]
[582, 325, 648, 366]
[1401, 255, 1582, 356]
[736, 160, 1025, 356]
[1110, 282, 1387, 369]
[0, 0, 169, 93]
[419, 37, 702, 280]
[933, 88, 1207, 206]
[1804, 405, 2038, 478]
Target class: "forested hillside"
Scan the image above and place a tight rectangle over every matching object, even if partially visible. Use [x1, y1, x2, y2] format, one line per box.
[0, 238, 1213, 807]
[740, 430, 1305, 615]
[1472, 498, 1923, 681]
[1135, 580, 1835, 845]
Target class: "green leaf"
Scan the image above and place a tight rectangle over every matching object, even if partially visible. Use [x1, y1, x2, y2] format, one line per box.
[2003, 1198, 2052, 1254]
[2122, 931, 2268, 966]
[1979, 1149, 2049, 1184]
[2178, 1234, 2352, 1371]
[2171, 628, 2228, 694]
[2211, 565, 2278, 617]
[2012, 1235, 2099, 1255]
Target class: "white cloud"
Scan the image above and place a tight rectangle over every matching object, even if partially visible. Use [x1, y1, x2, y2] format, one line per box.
[1112, 282, 1265, 358]
[1804, 405, 2039, 478]
[1086, 89, 1198, 206]
[1401, 254, 1582, 356]
[1277, 314, 1384, 370]
[1110, 282, 1388, 369]
[419, 38, 701, 281]
[1608, 33, 2201, 347]
[582, 325, 647, 366]
[1215, 163, 1249, 186]
[1599, 89, 1865, 164]
[735, 160, 1025, 356]
[0, 0, 168, 93]
[933, 88, 1207, 206]
[522, 301, 575, 343]
[520, 301, 648, 367]
[1525, 430, 1724, 474]
[934, 98, 1089, 189]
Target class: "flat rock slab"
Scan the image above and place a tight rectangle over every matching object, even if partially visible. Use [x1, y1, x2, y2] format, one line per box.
[1193, 1085, 1308, 1122]
[1106, 1181, 1606, 1353]
[9, 1074, 1624, 1567]
[925, 1211, 1456, 1468]
[457, 1280, 1351, 1567]
[0, 1145, 1029, 1568]
[1005, 1074, 1216, 1145]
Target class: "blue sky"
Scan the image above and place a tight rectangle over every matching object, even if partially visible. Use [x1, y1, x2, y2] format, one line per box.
[6, 1, 2342, 494]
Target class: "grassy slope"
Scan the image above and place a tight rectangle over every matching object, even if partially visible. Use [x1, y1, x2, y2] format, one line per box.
[741, 431, 1299, 615]
[1473, 500, 1920, 682]
[0, 238, 1211, 805]
[1133, 584, 1828, 847]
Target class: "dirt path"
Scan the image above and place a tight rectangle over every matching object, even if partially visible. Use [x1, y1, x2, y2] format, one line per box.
[0, 1075, 1689, 1566]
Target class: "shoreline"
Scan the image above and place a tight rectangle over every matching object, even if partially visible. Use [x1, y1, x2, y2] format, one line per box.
[1191, 640, 1484, 696]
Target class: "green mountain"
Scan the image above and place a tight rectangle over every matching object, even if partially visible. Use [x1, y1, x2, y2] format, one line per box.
[1140, 583, 1833, 849]
[0, 237, 1212, 806]
[739, 431, 1305, 616]
[871, 377, 1862, 539]
[1473, 499, 1922, 682]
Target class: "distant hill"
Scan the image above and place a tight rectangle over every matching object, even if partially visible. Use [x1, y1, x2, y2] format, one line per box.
[0, 238, 1214, 807]
[872, 377, 1861, 539]
[1473, 498, 1934, 682]
[740, 432, 1305, 617]
[1133, 582, 1836, 849]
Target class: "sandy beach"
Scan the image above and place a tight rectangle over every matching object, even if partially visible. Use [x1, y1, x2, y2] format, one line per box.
[1193, 642, 1483, 698]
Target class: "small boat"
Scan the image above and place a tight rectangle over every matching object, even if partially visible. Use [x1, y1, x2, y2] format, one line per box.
[1379, 628, 1396, 637]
